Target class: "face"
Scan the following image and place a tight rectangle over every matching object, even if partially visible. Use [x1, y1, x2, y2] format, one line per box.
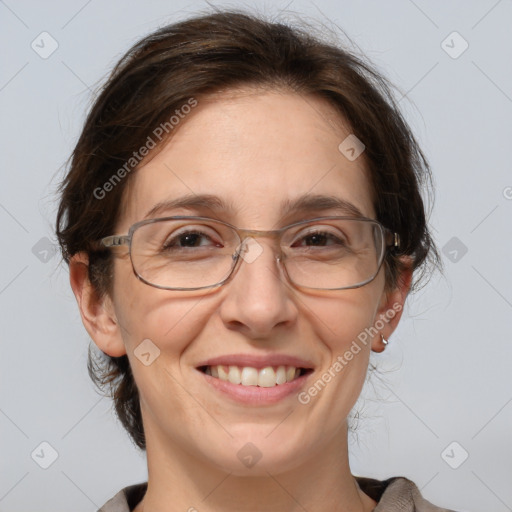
[95, 88, 405, 475]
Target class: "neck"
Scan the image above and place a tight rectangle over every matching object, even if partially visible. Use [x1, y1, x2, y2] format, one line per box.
[134, 421, 376, 512]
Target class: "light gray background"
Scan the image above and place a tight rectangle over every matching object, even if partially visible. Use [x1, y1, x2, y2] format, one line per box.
[1, 1, 511, 511]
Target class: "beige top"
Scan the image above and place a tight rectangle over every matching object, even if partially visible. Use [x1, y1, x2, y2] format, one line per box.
[97, 476, 457, 511]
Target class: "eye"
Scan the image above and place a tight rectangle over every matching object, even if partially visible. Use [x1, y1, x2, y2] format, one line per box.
[291, 228, 348, 248]
[162, 227, 223, 250]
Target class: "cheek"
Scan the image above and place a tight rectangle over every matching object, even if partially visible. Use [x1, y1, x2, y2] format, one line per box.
[111, 258, 210, 361]
[310, 285, 381, 351]
[111, 277, 213, 424]
[117, 291, 208, 357]
[303, 284, 383, 395]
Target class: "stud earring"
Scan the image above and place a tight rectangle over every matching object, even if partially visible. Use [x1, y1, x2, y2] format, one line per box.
[380, 333, 388, 346]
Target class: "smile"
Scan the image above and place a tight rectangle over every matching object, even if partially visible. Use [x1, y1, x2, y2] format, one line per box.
[198, 365, 312, 387]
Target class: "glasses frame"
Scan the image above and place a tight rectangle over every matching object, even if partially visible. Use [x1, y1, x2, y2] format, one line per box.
[91, 215, 400, 292]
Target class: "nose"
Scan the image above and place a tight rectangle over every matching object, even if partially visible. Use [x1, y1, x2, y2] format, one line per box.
[217, 237, 298, 339]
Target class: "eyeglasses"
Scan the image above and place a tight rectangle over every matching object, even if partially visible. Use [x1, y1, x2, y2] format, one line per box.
[92, 216, 400, 291]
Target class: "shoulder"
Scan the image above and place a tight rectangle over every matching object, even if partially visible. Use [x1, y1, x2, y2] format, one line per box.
[97, 482, 147, 512]
[355, 475, 459, 511]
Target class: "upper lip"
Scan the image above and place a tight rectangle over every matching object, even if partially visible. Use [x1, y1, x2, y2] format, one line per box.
[196, 353, 315, 370]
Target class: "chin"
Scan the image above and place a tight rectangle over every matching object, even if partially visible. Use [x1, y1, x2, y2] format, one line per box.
[201, 430, 312, 477]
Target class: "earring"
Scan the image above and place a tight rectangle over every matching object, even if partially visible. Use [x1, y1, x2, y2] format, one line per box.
[380, 333, 388, 346]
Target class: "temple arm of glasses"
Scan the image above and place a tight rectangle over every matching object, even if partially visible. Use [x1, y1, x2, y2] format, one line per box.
[90, 235, 131, 250]
[385, 230, 400, 249]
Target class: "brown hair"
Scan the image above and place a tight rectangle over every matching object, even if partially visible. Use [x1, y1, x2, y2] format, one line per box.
[55, 7, 441, 451]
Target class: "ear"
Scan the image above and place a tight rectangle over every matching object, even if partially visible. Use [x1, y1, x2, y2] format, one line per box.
[371, 256, 413, 353]
[69, 252, 127, 357]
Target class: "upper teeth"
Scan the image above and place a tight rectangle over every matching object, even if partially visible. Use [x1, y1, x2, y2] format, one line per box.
[205, 365, 301, 387]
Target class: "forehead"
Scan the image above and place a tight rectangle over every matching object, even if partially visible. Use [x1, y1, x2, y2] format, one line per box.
[117, 88, 375, 231]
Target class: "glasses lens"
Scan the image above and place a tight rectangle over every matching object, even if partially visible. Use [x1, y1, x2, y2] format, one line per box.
[131, 218, 239, 289]
[130, 217, 385, 290]
[281, 218, 385, 290]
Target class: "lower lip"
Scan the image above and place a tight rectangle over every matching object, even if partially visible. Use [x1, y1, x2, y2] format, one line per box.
[197, 369, 312, 405]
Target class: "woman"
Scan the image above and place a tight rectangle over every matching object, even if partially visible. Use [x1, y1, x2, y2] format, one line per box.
[55, 8, 453, 511]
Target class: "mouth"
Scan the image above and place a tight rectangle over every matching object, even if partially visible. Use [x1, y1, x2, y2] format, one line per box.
[197, 365, 313, 387]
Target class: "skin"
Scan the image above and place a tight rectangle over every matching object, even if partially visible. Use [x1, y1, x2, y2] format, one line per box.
[70, 87, 412, 512]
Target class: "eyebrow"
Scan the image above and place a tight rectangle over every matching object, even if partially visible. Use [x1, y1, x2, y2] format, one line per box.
[143, 193, 366, 221]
